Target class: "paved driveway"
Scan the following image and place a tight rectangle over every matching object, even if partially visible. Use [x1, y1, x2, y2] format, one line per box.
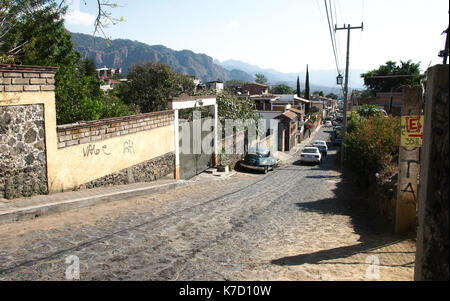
[0, 128, 416, 281]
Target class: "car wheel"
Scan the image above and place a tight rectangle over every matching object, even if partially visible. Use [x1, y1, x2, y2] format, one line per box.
[264, 168, 268, 174]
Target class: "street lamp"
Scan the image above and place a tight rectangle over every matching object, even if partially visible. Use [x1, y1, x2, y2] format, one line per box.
[336, 74, 343, 85]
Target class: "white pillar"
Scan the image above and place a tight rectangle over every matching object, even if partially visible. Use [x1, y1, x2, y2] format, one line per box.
[174, 109, 180, 179]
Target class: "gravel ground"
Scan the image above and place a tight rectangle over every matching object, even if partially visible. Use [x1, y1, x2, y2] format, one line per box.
[0, 128, 416, 281]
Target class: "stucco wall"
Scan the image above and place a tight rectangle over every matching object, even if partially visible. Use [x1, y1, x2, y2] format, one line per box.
[49, 124, 174, 192]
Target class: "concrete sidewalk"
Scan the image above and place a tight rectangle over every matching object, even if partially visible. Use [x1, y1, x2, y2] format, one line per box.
[0, 179, 190, 225]
[0, 168, 241, 225]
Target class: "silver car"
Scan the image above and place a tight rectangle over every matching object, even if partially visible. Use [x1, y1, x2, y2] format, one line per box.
[312, 140, 328, 155]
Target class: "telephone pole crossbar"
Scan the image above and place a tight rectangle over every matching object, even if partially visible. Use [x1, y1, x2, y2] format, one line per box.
[335, 23, 364, 166]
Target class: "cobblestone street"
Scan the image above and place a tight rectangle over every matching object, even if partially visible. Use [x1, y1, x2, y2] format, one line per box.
[0, 128, 416, 281]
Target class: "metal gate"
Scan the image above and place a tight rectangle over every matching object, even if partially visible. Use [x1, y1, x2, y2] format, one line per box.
[179, 119, 213, 180]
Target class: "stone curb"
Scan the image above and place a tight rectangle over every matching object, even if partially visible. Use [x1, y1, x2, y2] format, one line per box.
[0, 181, 190, 225]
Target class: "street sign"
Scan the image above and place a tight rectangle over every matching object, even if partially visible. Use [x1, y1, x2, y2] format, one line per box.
[401, 115, 424, 147]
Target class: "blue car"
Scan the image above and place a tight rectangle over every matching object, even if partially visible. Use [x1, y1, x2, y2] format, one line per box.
[239, 148, 276, 174]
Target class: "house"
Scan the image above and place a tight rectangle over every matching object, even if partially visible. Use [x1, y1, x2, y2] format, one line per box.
[250, 94, 279, 111]
[188, 76, 205, 92]
[274, 110, 299, 152]
[205, 80, 224, 93]
[96, 66, 122, 78]
[272, 95, 309, 112]
[354, 92, 403, 116]
[100, 79, 121, 91]
[242, 83, 270, 95]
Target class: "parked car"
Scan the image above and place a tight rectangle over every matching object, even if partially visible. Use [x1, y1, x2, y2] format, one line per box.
[332, 131, 344, 146]
[325, 120, 333, 127]
[239, 148, 276, 174]
[300, 147, 322, 165]
[312, 140, 328, 155]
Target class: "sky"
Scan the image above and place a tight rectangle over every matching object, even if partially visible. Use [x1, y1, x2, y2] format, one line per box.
[64, 0, 449, 74]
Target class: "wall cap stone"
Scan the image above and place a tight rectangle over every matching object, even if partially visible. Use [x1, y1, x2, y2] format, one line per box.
[0, 64, 58, 74]
[56, 110, 175, 132]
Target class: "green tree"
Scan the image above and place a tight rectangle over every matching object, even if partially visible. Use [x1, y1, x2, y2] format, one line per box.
[271, 84, 295, 94]
[255, 73, 268, 85]
[216, 90, 260, 124]
[357, 104, 385, 118]
[304, 65, 310, 100]
[1, 0, 134, 124]
[296, 76, 301, 97]
[361, 60, 424, 96]
[313, 91, 324, 97]
[326, 93, 339, 100]
[225, 80, 248, 88]
[122, 62, 195, 113]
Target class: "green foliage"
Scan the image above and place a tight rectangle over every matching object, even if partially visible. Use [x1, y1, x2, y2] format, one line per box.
[304, 65, 310, 100]
[313, 91, 324, 97]
[216, 90, 260, 124]
[296, 76, 301, 97]
[271, 84, 295, 95]
[1, 0, 136, 124]
[255, 73, 268, 85]
[357, 104, 385, 119]
[326, 93, 339, 100]
[55, 64, 135, 124]
[121, 61, 195, 113]
[361, 60, 424, 95]
[343, 115, 401, 187]
[225, 80, 248, 88]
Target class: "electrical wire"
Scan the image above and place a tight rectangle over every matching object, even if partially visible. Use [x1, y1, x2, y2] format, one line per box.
[324, 0, 341, 75]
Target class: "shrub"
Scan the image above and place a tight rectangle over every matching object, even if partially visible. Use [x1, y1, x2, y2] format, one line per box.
[343, 115, 400, 187]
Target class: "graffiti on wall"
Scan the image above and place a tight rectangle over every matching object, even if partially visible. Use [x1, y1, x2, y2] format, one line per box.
[83, 144, 111, 157]
[123, 139, 135, 155]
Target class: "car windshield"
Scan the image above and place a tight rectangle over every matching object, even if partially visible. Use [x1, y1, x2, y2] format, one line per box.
[314, 141, 326, 145]
[303, 148, 318, 154]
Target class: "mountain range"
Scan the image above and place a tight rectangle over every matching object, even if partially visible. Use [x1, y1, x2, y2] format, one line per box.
[71, 32, 366, 95]
[215, 59, 366, 94]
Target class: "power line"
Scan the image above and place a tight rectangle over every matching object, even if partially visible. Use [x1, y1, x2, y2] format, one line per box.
[324, 0, 341, 75]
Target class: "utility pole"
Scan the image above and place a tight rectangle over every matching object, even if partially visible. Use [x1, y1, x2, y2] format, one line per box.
[335, 23, 364, 166]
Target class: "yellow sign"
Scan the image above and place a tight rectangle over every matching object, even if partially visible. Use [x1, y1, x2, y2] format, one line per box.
[401, 115, 424, 147]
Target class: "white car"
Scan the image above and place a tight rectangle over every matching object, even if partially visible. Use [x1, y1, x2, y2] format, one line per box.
[325, 121, 333, 127]
[312, 140, 328, 155]
[300, 147, 322, 165]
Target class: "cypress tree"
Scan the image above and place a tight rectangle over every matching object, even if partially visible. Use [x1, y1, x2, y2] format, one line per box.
[296, 76, 301, 97]
[305, 65, 310, 100]
[305, 65, 311, 114]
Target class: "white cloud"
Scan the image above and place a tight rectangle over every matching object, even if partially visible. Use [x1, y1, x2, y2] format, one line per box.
[64, 9, 96, 27]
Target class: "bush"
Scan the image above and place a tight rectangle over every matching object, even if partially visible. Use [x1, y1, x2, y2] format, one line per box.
[343, 115, 400, 187]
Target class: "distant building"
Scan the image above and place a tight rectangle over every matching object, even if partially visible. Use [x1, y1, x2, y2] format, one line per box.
[205, 80, 224, 93]
[100, 79, 121, 91]
[188, 75, 204, 92]
[354, 92, 403, 116]
[96, 66, 122, 78]
[241, 83, 269, 96]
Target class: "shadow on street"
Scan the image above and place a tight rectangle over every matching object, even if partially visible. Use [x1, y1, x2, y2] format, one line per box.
[271, 148, 415, 268]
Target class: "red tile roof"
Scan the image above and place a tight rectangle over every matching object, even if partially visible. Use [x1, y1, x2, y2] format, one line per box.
[275, 111, 298, 120]
[288, 108, 303, 115]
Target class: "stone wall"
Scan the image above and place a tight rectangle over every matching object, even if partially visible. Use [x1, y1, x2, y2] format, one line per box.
[80, 152, 175, 189]
[57, 111, 174, 149]
[0, 104, 48, 199]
